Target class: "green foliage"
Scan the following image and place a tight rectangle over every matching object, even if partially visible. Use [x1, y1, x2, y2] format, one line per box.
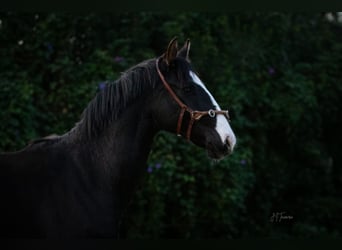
[122, 132, 254, 238]
[0, 12, 341, 238]
[0, 79, 37, 149]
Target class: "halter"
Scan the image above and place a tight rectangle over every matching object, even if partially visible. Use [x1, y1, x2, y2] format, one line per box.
[156, 57, 230, 141]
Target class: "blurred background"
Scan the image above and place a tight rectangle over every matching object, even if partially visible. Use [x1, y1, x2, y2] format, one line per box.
[0, 12, 341, 238]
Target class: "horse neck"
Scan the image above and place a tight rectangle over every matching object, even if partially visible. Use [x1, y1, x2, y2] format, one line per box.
[96, 97, 158, 177]
[67, 94, 158, 207]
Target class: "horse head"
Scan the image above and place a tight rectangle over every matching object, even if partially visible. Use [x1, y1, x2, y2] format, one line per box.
[152, 38, 236, 160]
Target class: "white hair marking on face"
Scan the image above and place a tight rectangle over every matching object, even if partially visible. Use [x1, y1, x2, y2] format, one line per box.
[189, 71, 236, 150]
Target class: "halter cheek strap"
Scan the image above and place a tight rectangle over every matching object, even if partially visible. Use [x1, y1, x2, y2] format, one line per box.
[156, 57, 230, 141]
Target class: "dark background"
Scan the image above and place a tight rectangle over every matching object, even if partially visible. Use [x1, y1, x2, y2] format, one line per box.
[0, 12, 341, 238]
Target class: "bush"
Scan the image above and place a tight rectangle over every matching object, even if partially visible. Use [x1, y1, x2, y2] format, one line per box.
[0, 12, 341, 238]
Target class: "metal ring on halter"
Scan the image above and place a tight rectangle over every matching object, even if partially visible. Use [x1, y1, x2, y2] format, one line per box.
[208, 109, 216, 118]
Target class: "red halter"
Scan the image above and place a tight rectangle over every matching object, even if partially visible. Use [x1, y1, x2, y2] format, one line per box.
[156, 58, 230, 141]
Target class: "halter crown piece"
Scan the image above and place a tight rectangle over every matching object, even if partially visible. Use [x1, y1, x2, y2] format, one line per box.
[156, 57, 230, 141]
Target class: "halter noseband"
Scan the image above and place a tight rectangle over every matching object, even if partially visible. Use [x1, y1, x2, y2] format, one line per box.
[156, 58, 230, 141]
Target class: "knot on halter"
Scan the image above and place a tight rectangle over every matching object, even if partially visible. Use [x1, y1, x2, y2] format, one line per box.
[156, 58, 230, 141]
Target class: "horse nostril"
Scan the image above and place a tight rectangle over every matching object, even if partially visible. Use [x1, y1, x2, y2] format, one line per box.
[225, 137, 232, 153]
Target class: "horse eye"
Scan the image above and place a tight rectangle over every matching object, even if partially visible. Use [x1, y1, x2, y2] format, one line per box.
[169, 62, 176, 69]
[183, 86, 193, 93]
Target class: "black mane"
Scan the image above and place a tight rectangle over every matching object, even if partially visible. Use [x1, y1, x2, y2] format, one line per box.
[78, 59, 158, 138]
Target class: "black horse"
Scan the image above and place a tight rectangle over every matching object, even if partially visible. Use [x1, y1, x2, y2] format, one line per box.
[0, 38, 236, 238]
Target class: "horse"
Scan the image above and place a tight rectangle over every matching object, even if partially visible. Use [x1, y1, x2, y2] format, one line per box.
[0, 38, 236, 238]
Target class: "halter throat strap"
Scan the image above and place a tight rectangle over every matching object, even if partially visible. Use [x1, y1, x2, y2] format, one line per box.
[155, 57, 230, 140]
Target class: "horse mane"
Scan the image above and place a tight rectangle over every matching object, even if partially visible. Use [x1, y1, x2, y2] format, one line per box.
[78, 58, 159, 139]
[28, 134, 61, 146]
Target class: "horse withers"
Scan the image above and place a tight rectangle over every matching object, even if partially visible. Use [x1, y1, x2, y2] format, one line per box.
[0, 38, 236, 238]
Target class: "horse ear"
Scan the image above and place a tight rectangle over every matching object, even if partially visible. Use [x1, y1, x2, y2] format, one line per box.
[163, 37, 178, 65]
[177, 39, 191, 61]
